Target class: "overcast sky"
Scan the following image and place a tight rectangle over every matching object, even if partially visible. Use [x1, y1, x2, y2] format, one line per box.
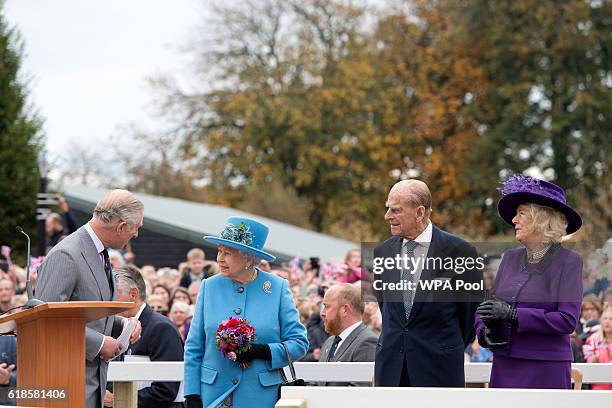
[4, 0, 203, 171]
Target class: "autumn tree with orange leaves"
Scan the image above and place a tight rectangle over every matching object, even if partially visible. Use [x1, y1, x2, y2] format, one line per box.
[120, 0, 609, 242]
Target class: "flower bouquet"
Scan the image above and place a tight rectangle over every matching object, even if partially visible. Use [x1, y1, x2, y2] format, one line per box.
[215, 317, 256, 368]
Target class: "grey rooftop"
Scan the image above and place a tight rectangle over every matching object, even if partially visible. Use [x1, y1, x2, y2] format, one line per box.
[63, 185, 357, 263]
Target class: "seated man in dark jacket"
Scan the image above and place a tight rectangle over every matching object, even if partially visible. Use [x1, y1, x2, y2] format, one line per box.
[111, 265, 184, 408]
[0, 334, 17, 405]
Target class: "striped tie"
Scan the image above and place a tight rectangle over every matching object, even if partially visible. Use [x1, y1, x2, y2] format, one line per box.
[101, 249, 114, 289]
[401, 240, 419, 321]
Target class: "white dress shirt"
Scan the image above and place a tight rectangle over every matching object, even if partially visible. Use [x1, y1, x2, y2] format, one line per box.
[335, 320, 362, 352]
[134, 303, 147, 320]
[402, 220, 432, 301]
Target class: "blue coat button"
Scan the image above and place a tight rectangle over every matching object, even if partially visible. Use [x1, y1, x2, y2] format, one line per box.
[235, 308, 242, 315]
[237, 287, 244, 293]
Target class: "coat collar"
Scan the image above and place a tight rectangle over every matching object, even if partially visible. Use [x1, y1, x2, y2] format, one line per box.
[331, 323, 366, 361]
[77, 227, 113, 300]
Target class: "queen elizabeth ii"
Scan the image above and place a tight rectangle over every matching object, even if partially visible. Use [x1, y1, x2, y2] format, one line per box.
[183, 216, 308, 408]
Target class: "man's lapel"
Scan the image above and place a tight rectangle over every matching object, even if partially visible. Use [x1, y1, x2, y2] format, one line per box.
[333, 323, 365, 361]
[78, 227, 112, 300]
[130, 305, 151, 354]
[320, 336, 333, 362]
[381, 237, 402, 300]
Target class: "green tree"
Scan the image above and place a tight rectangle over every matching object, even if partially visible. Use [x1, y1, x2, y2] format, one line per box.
[364, 0, 495, 238]
[0, 4, 44, 262]
[464, 0, 611, 218]
[149, 0, 392, 240]
[136, 0, 609, 242]
[379, 0, 611, 237]
[237, 178, 313, 229]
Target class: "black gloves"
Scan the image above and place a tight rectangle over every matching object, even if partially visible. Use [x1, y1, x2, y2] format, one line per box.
[476, 299, 517, 324]
[236, 343, 272, 364]
[185, 394, 203, 408]
[477, 327, 508, 349]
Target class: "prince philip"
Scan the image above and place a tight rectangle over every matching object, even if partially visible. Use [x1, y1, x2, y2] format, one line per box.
[373, 180, 482, 387]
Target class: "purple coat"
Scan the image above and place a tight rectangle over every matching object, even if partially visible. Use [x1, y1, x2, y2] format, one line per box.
[475, 244, 583, 361]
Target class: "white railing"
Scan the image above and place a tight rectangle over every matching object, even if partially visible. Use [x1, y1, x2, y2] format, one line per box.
[108, 362, 612, 408]
[108, 362, 612, 384]
[276, 386, 612, 408]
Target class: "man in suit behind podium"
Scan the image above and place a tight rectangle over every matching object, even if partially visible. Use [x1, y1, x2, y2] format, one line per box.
[319, 284, 378, 386]
[373, 180, 482, 387]
[36, 189, 144, 408]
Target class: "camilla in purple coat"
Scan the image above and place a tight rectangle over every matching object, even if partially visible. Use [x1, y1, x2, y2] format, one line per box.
[476, 174, 583, 389]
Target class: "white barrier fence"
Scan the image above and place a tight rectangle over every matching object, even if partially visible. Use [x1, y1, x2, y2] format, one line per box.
[277, 386, 612, 408]
[108, 361, 612, 384]
[108, 362, 612, 408]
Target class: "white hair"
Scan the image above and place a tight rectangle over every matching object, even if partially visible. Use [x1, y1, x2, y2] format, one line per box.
[170, 301, 189, 314]
[525, 203, 569, 243]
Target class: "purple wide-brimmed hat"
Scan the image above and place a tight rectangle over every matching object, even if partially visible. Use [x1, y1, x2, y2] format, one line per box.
[497, 174, 582, 234]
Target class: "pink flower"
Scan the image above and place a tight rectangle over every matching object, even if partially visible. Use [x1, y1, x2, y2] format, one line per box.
[215, 316, 257, 366]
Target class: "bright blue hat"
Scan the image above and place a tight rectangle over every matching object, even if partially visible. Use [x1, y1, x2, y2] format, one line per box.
[204, 216, 276, 262]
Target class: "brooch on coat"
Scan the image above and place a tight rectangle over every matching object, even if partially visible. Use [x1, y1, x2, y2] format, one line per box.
[263, 280, 272, 294]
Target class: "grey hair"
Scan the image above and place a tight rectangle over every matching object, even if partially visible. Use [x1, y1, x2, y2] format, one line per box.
[391, 179, 433, 217]
[46, 212, 63, 223]
[170, 301, 189, 314]
[93, 189, 144, 226]
[156, 267, 172, 279]
[114, 265, 147, 302]
[240, 251, 262, 269]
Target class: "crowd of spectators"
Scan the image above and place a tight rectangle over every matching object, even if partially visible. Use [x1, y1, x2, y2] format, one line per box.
[0, 204, 610, 399]
[88, 246, 382, 356]
[5, 240, 609, 365]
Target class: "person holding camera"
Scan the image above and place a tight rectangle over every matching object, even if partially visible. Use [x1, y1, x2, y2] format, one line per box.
[45, 194, 78, 255]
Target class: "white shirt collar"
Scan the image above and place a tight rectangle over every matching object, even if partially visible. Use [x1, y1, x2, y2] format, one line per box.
[338, 320, 362, 342]
[135, 303, 147, 320]
[403, 220, 432, 246]
[84, 222, 105, 254]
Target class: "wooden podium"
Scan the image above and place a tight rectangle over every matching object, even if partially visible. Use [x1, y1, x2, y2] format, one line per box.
[0, 301, 135, 408]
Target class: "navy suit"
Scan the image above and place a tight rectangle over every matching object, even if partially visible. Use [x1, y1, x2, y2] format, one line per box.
[0, 335, 17, 405]
[129, 305, 184, 407]
[374, 225, 482, 387]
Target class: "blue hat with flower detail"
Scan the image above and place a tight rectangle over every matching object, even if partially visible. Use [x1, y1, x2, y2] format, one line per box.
[203, 216, 276, 262]
[497, 174, 582, 235]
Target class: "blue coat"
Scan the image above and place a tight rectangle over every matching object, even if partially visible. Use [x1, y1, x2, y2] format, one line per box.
[184, 270, 308, 408]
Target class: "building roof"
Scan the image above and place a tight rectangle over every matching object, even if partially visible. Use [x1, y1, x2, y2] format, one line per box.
[63, 185, 357, 263]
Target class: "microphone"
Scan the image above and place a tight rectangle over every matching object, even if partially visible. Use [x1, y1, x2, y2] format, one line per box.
[15, 226, 45, 308]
